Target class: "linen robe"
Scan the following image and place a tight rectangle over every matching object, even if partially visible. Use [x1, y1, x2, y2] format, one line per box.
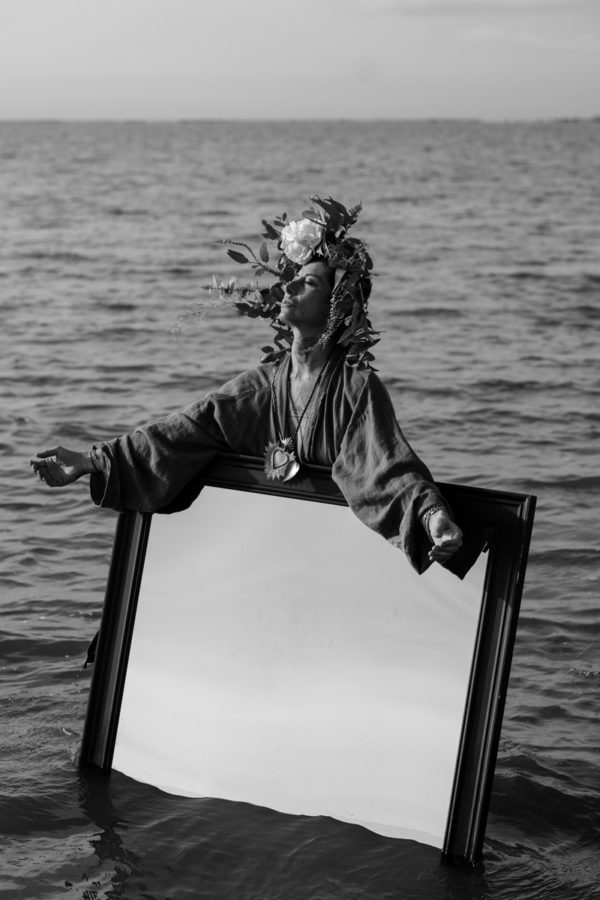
[90, 348, 473, 575]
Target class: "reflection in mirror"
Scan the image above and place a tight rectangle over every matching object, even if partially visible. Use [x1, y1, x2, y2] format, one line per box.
[112, 486, 487, 849]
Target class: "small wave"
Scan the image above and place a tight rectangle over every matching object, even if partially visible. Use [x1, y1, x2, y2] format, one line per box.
[0, 792, 86, 836]
[505, 269, 548, 281]
[569, 304, 600, 320]
[95, 362, 151, 373]
[201, 209, 235, 217]
[376, 195, 420, 205]
[492, 765, 597, 830]
[387, 306, 460, 319]
[527, 547, 599, 568]
[106, 206, 149, 217]
[565, 665, 600, 681]
[580, 272, 600, 286]
[471, 377, 550, 392]
[165, 266, 195, 277]
[16, 251, 92, 263]
[0, 576, 29, 589]
[95, 301, 138, 312]
[521, 475, 600, 492]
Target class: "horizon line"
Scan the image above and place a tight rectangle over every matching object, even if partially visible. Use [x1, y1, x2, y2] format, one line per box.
[0, 114, 599, 124]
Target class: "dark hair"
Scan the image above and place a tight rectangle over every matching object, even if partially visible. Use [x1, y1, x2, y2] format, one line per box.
[315, 258, 371, 304]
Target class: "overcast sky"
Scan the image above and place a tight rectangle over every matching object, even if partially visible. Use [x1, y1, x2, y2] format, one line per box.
[1, 0, 598, 119]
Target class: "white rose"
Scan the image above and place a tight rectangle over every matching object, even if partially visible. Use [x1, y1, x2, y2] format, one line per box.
[280, 218, 324, 265]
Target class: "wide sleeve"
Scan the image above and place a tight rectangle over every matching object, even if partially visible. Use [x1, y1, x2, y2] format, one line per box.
[331, 373, 447, 574]
[89, 396, 229, 513]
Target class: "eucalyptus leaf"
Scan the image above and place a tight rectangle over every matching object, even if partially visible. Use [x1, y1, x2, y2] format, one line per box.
[261, 221, 280, 240]
[227, 249, 250, 264]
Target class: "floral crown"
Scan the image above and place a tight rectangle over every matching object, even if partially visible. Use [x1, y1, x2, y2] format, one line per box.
[208, 195, 378, 369]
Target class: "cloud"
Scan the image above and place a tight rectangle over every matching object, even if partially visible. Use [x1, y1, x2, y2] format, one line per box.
[363, 0, 598, 14]
[459, 23, 600, 47]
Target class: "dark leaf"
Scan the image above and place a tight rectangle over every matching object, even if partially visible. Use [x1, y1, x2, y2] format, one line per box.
[261, 221, 280, 240]
[227, 249, 250, 264]
[259, 242, 269, 262]
[337, 323, 359, 344]
[280, 264, 297, 283]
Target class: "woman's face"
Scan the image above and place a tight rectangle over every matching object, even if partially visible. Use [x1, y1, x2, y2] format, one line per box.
[279, 260, 333, 333]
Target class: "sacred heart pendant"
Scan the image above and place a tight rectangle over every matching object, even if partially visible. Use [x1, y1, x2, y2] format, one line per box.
[264, 438, 301, 482]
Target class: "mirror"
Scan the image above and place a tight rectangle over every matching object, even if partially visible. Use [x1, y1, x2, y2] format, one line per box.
[80, 456, 535, 864]
[112, 486, 487, 848]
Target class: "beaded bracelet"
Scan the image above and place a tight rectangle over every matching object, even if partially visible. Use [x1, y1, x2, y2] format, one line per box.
[421, 504, 447, 541]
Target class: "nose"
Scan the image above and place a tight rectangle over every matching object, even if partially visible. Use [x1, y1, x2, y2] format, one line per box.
[285, 277, 303, 297]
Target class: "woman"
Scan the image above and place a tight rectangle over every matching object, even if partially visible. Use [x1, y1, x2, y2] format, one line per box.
[30, 196, 463, 573]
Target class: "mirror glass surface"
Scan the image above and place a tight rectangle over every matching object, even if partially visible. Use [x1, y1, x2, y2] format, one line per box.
[112, 486, 487, 848]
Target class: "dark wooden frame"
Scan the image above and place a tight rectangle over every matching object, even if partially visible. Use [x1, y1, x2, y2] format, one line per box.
[80, 454, 535, 866]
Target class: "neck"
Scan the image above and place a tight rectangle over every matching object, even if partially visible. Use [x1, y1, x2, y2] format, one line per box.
[290, 333, 333, 379]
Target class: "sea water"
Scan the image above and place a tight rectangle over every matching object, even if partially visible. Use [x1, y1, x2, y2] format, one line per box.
[0, 120, 599, 899]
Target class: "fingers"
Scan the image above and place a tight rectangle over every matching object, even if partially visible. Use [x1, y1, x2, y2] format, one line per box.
[30, 448, 60, 473]
[33, 447, 61, 460]
[31, 460, 57, 487]
[30, 455, 55, 468]
[428, 545, 459, 563]
[29, 454, 64, 487]
[428, 533, 463, 563]
[29, 456, 56, 485]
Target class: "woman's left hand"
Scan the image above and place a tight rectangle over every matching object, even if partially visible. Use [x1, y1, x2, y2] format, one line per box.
[427, 510, 463, 563]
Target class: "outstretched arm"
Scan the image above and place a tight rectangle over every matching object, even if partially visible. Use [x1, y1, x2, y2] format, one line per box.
[28, 368, 272, 512]
[332, 372, 463, 573]
[30, 398, 231, 512]
[30, 446, 97, 487]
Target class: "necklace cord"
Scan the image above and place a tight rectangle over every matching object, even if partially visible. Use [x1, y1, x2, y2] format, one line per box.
[264, 353, 330, 481]
[287, 360, 328, 447]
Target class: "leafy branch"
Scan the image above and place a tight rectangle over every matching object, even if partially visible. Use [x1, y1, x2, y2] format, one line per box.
[216, 239, 281, 277]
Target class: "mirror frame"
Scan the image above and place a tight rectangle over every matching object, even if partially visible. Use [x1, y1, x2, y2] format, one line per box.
[80, 453, 535, 866]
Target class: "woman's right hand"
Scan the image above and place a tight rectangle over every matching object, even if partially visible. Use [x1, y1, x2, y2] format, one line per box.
[30, 446, 93, 488]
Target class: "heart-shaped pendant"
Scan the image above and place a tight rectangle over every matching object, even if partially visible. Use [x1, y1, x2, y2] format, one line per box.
[264, 438, 300, 482]
[280, 457, 300, 481]
[272, 447, 288, 470]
